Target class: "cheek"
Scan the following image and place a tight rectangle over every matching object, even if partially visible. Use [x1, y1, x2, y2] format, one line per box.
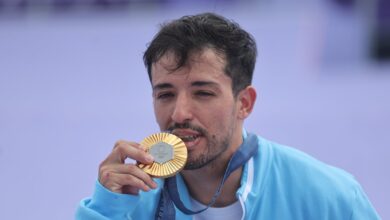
[154, 104, 167, 128]
[213, 103, 238, 128]
[203, 104, 231, 128]
[153, 103, 169, 130]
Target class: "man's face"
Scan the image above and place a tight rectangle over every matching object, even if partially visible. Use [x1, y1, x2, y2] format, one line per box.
[151, 49, 243, 170]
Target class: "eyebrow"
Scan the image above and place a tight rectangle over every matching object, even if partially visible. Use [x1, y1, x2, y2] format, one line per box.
[153, 81, 220, 91]
[191, 81, 219, 88]
[153, 83, 173, 91]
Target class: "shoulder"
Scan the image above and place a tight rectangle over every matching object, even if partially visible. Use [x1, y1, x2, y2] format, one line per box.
[257, 137, 356, 181]
[250, 136, 363, 218]
[254, 135, 356, 189]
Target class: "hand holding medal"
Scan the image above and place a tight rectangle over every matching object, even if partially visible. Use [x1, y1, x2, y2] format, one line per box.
[98, 132, 187, 195]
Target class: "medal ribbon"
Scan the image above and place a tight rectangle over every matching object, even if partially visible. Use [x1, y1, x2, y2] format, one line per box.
[155, 133, 258, 220]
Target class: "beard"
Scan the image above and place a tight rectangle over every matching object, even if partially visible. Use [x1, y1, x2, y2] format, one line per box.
[166, 121, 234, 170]
[184, 134, 230, 170]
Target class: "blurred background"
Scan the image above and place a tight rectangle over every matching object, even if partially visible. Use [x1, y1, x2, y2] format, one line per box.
[0, 0, 389, 219]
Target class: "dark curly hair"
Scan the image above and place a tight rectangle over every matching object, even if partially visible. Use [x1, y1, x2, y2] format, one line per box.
[143, 12, 257, 96]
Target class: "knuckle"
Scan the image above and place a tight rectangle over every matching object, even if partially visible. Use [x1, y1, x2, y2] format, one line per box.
[99, 170, 111, 183]
[99, 159, 112, 172]
[124, 174, 135, 183]
[99, 160, 108, 170]
[122, 175, 136, 186]
[114, 140, 127, 149]
[131, 178, 146, 189]
[98, 165, 116, 183]
[99, 165, 108, 175]
[113, 145, 126, 156]
[126, 165, 137, 173]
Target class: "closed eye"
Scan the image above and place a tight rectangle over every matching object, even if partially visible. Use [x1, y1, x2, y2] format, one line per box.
[156, 92, 175, 100]
[195, 91, 215, 97]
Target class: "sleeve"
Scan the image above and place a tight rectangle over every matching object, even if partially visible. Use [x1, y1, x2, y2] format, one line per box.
[350, 184, 381, 220]
[75, 181, 141, 220]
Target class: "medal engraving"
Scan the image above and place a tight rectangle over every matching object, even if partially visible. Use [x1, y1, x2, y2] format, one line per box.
[150, 142, 174, 164]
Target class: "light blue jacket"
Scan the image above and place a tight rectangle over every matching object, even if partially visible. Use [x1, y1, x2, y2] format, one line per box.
[76, 133, 381, 219]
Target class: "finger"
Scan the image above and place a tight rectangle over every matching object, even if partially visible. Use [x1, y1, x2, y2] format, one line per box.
[105, 140, 154, 164]
[101, 171, 151, 193]
[99, 163, 158, 190]
[114, 140, 145, 151]
[112, 164, 158, 189]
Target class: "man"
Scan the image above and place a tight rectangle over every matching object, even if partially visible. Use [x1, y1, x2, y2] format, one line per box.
[76, 13, 380, 219]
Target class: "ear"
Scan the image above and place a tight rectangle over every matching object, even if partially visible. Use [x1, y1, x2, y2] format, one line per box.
[237, 86, 257, 119]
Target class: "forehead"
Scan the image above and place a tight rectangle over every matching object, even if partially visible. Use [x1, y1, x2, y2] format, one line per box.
[151, 49, 228, 84]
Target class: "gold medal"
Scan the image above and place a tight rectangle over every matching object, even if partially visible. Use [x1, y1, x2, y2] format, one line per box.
[137, 133, 187, 178]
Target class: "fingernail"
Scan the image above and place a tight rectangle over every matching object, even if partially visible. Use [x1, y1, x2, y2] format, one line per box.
[143, 186, 150, 192]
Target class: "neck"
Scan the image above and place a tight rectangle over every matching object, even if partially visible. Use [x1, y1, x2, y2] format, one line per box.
[180, 132, 244, 207]
[181, 166, 243, 207]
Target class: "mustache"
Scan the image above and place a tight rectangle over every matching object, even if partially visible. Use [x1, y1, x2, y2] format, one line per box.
[166, 122, 206, 135]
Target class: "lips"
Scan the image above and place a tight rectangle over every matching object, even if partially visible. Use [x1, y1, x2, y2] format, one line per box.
[172, 129, 203, 149]
[178, 135, 200, 142]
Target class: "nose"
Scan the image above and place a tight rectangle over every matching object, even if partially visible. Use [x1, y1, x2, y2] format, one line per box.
[171, 94, 193, 123]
